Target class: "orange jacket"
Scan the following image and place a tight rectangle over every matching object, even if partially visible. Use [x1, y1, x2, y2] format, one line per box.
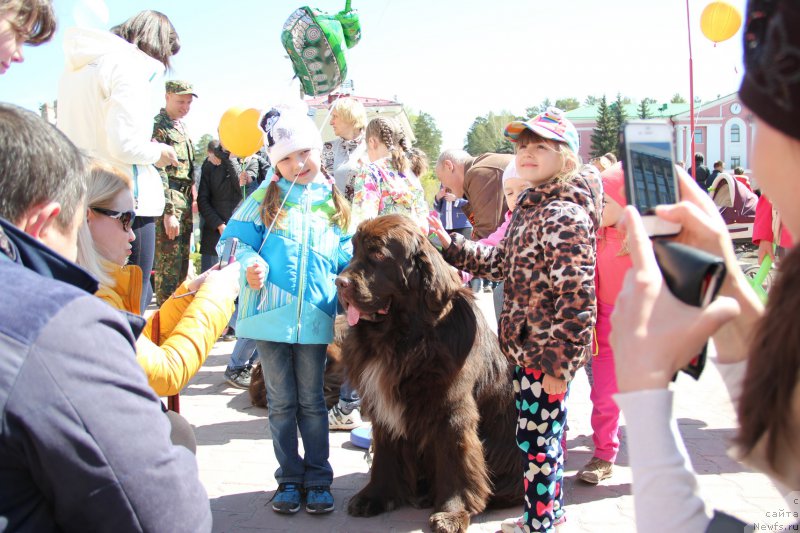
[95, 265, 234, 396]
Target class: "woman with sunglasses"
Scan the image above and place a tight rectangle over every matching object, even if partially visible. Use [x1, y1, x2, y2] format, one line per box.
[77, 161, 239, 448]
[610, 0, 800, 530]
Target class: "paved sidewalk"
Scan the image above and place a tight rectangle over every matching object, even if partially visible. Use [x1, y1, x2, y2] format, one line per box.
[180, 293, 790, 532]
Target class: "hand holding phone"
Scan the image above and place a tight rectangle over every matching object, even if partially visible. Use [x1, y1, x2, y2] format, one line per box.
[219, 237, 238, 268]
[621, 120, 681, 237]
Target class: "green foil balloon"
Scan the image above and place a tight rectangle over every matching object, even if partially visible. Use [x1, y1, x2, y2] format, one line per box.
[281, 1, 361, 97]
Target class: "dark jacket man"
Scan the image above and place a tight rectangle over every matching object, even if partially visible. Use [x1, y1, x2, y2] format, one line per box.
[197, 145, 258, 255]
[0, 219, 212, 532]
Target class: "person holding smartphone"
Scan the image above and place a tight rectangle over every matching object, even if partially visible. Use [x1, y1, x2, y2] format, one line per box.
[610, 1, 800, 529]
[77, 162, 240, 421]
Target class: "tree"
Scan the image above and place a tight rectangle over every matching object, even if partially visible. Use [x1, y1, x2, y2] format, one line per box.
[584, 95, 600, 106]
[638, 99, 653, 119]
[525, 98, 551, 118]
[193, 133, 214, 168]
[554, 98, 580, 112]
[590, 95, 618, 158]
[412, 111, 442, 163]
[611, 93, 628, 125]
[526, 97, 579, 118]
[670, 93, 687, 104]
[463, 112, 517, 156]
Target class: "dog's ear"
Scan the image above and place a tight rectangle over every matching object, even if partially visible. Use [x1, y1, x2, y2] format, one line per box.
[412, 232, 460, 313]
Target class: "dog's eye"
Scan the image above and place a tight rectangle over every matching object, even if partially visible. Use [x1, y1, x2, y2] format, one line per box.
[370, 251, 385, 261]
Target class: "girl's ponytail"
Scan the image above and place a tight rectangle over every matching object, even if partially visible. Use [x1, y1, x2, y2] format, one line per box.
[366, 117, 409, 175]
[405, 146, 428, 177]
[259, 179, 286, 230]
[321, 166, 351, 231]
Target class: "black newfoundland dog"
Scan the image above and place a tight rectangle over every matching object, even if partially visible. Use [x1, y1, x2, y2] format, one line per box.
[336, 214, 522, 533]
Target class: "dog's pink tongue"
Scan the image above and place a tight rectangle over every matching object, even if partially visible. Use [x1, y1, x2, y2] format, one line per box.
[346, 304, 361, 326]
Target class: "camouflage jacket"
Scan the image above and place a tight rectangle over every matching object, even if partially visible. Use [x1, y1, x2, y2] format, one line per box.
[153, 109, 194, 216]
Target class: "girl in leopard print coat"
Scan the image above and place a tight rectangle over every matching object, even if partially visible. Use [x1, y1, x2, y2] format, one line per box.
[435, 109, 601, 533]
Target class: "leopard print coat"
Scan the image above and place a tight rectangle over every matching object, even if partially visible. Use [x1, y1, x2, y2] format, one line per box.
[444, 173, 602, 381]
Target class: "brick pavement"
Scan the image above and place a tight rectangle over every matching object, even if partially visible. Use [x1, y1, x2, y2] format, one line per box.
[180, 292, 791, 532]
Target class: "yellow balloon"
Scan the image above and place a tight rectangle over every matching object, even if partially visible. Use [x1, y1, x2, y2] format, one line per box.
[218, 107, 264, 158]
[700, 1, 742, 44]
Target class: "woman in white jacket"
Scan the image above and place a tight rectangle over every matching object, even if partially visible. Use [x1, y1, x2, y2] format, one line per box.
[58, 10, 180, 313]
[610, 0, 800, 530]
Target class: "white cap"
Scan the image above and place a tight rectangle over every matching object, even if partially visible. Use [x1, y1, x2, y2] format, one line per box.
[260, 104, 322, 164]
[502, 159, 519, 183]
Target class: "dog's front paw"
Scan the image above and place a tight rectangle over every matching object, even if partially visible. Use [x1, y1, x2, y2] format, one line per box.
[429, 510, 470, 533]
[347, 491, 396, 517]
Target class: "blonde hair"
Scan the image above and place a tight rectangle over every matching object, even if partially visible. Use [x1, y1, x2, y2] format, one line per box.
[76, 161, 134, 287]
[331, 97, 367, 133]
[365, 117, 427, 176]
[515, 129, 581, 183]
[260, 169, 351, 233]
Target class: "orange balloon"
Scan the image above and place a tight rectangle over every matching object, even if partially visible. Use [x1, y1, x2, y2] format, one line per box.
[700, 1, 742, 44]
[218, 107, 264, 157]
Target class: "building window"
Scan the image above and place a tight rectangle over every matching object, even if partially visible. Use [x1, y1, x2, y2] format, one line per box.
[694, 128, 703, 144]
[731, 124, 740, 143]
[731, 156, 741, 168]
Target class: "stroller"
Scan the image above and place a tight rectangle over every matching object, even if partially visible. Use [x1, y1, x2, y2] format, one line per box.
[708, 173, 758, 241]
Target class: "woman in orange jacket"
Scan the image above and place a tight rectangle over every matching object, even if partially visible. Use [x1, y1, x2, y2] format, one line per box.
[77, 161, 239, 398]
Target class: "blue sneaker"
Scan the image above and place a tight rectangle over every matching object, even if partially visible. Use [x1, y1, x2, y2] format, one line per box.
[305, 485, 334, 514]
[271, 483, 302, 514]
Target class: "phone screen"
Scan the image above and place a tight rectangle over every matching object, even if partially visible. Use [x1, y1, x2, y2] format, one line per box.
[219, 238, 238, 268]
[628, 141, 678, 215]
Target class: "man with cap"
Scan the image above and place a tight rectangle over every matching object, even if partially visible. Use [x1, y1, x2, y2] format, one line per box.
[153, 80, 197, 305]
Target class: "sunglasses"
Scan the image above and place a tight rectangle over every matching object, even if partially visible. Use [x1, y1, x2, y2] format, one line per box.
[90, 207, 136, 232]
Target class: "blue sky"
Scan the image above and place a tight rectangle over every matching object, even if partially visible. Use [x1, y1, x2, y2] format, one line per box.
[0, 0, 746, 149]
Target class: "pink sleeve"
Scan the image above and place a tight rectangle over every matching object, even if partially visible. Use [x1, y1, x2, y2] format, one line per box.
[479, 212, 511, 247]
[752, 195, 773, 245]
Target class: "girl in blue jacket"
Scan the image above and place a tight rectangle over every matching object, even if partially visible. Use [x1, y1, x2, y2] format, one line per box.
[219, 105, 352, 516]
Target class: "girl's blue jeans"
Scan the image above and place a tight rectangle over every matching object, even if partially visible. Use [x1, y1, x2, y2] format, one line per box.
[256, 341, 332, 488]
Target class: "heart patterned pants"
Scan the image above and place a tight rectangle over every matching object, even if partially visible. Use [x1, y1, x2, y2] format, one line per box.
[514, 366, 569, 533]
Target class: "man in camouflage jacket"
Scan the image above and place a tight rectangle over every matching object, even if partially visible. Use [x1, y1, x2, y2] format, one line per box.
[153, 80, 196, 305]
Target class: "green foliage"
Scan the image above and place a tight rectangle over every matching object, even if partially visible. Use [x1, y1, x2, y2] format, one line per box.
[638, 98, 653, 119]
[525, 97, 579, 119]
[670, 93, 687, 104]
[611, 93, 628, 127]
[412, 111, 442, 163]
[525, 98, 551, 118]
[418, 169, 441, 207]
[463, 112, 517, 156]
[554, 97, 580, 112]
[590, 95, 618, 158]
[193, 133, 214, 168]
[585, 95, 600, 106]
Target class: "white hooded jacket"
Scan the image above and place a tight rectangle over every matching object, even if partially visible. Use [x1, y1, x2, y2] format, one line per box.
[58, 27, 166, 217]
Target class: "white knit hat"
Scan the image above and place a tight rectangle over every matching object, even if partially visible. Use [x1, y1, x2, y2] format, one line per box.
[259, 105, 322, 164]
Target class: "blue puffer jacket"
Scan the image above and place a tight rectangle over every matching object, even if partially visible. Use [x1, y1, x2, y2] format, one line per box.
[219, 176, 352, 344]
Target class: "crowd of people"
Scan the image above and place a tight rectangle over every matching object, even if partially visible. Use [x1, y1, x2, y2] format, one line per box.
[1, 0, 800, 532]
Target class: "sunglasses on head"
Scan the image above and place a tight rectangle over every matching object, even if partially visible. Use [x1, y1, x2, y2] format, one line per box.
[90, 207, 136, 232]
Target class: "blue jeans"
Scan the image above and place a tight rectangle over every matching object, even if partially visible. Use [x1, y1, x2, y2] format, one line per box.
[256, 341, 332, 488]
[130, 216, 155, 314]
[227, 337, 258, 371]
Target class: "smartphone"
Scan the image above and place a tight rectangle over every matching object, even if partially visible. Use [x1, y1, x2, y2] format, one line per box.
[621, 120, 681, 237]
[219, 237, 238, 268]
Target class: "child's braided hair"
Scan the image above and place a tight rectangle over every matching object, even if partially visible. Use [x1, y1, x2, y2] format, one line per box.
[365, 117, 428, 176]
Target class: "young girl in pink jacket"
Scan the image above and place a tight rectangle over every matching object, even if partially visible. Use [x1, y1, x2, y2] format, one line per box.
[577, 162, 631, 484]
